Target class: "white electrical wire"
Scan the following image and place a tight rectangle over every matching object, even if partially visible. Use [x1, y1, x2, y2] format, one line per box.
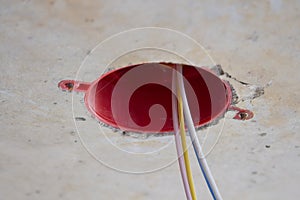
[177, 65, 223, 200]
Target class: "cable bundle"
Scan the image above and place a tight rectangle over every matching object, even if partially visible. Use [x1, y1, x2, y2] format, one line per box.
[172, 66, 223, 200]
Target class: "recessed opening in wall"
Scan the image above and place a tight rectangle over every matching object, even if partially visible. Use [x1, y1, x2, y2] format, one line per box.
[58, 62, 250, 134]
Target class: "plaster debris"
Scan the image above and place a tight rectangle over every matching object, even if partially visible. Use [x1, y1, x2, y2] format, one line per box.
[215, 64, 271, 103]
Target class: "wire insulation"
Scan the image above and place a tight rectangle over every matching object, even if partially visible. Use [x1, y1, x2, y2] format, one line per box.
[172, 71, 192, 200]
[177, 65, 223, 200]
[177, 75, 198, 200]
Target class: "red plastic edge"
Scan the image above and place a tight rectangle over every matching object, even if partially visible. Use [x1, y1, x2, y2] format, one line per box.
[58, 80, 90, 93]
[229, 105, 254, 120]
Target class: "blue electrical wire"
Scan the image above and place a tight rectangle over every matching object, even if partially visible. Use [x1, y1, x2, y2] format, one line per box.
[177, 65, 223, 200]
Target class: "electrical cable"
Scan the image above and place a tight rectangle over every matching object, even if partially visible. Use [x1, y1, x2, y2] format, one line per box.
[177, 65, 223, 200]
[176, 73, 198, 200]
[172, 71, 192, 200]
